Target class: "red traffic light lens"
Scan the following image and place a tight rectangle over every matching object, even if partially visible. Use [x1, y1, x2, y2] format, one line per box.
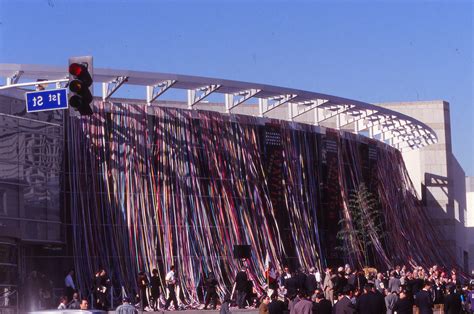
[69, 63, 84, 76]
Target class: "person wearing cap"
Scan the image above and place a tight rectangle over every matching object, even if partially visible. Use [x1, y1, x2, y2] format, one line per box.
[116, 297, 138, 314]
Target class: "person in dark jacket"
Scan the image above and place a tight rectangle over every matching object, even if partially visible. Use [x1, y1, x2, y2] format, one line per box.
[333, 268, 348, 296]
[204, 272, 219, 310]
[355, 283, 386, 314]
[305, 268, 319, 296]
[235, 267, 248, 309]
[393, 290, 413, 314]
[281, 266, 292, 288]
[385, 290, 398, 314]
[353, 270, 368, 292]
[443, 286, 462, 314]
[295, 268, 308, 295]
[414, 281, 433, 314]
[372, 285, 387, 314]
[332, 285, 355, 314]
[268, 293, 286, 314]
[312, 292, 332, 314]
[137, 271, 149, 310]
[286, 276, 300, 298]
[149, 268, 160, 311]
[93, 268, 110, 310]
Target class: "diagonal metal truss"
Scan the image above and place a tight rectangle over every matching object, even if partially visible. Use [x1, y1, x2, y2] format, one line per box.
[259, 94, 297, 117]
[6, 71, 23, 85]
[0, 63, 438, 152]
[147, 80, 177, 105]
[187, 84, 221, 109]
[225, 89, 261, 113]
[102, 76, 129, 100]
[289, 99, 330, 121]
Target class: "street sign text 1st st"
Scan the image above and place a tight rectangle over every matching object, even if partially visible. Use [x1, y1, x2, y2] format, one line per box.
[25, 88, 68, 113]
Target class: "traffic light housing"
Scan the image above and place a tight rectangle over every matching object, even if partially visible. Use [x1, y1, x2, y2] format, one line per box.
[68, 57, 93, 116]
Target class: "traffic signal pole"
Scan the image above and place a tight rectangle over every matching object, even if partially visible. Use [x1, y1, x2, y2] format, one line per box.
[0, 78, 68, 90]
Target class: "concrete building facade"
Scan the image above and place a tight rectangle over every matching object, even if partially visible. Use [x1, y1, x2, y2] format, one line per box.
[378, 101, 469, 272]
[0, 88, 68, 312]
[466, 176, 474, 275]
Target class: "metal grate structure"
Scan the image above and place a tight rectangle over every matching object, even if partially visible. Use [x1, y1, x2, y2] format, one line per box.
[0, 63, 437, 152]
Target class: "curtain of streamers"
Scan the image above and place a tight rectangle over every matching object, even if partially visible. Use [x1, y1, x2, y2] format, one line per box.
[68, 101, 454, 302]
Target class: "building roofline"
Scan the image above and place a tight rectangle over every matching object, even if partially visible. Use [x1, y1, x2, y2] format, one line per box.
[0, 63, 437, 151]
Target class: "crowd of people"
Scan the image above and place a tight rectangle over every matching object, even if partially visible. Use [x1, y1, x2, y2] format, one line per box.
[55, 263, 474, 313]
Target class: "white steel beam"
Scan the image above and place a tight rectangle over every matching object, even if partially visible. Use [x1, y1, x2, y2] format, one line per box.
[260, 94, 297, 116]
[290, 99, 330, 120]
[0, 63, 439, 152]
[102, 76, 129, 101]
[316, 104, 355, 124]
[187, 84, 221, 109]
[147, 80, 177, 105]
[225, 89, 260, 113]
[339, 109, 375, 131]
[6, 71, 23, 85]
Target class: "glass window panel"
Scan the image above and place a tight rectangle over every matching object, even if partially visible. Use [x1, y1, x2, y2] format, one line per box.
[0, 265, 18, 285]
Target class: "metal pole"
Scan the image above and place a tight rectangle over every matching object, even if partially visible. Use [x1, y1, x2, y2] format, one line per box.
[0, 78, 68, 90]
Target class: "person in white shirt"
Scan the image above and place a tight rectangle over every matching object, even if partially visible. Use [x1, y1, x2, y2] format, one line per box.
[57, 296, 68, 309]
[315, 269, 322, 285]
[64, 269, 76, 301]
[164, 265, 179, 310]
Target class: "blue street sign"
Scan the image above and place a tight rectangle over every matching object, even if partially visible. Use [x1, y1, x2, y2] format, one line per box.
[25, 88, 68, 113]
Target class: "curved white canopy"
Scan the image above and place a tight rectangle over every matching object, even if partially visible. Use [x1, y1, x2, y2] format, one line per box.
[0, 63, 437, 151]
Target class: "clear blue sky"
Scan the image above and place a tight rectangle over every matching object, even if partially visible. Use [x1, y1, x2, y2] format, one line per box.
[1, 0, 473, 174]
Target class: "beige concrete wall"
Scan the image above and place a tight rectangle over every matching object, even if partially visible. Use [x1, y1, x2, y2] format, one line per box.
[378, 101, 469, 270]
[466, 177, 474, 274]
[466, 177, 474, 227]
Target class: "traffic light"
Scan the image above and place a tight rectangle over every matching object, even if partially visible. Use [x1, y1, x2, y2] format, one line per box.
[68, 57, 93, 116]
